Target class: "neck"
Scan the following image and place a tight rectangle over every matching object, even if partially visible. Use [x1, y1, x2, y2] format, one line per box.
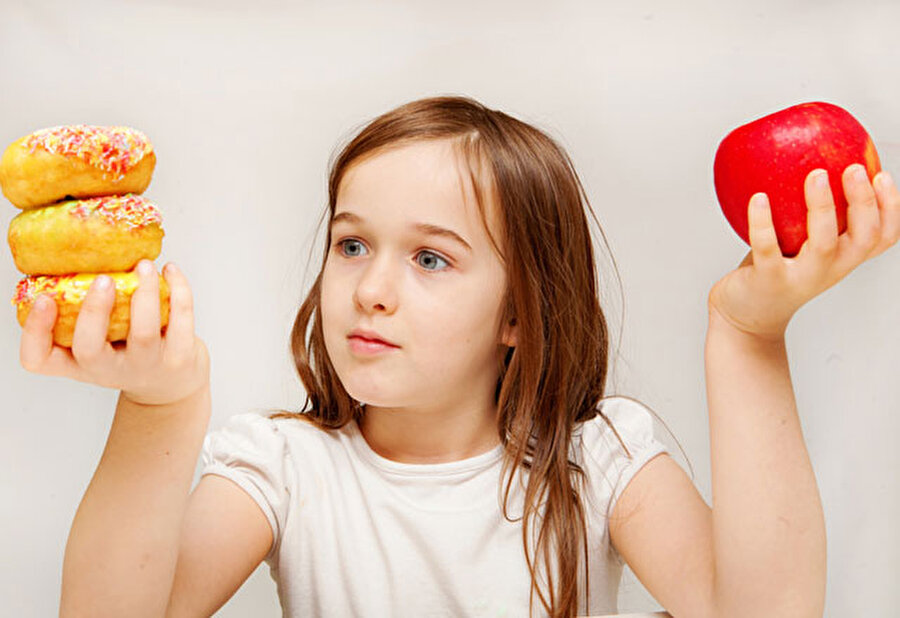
[358, 400, 500, 464]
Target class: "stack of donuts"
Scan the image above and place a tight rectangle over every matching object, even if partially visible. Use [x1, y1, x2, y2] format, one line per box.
[1, 125, 169, 347]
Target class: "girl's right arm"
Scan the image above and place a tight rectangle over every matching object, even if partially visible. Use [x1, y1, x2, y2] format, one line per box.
[20, 261, 272, 617]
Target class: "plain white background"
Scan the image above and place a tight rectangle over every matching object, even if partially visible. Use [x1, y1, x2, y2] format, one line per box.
[1, 1, 898, 615]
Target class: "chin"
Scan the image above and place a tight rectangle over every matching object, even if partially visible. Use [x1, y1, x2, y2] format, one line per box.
[333, 365, 398, 408]
[325, 343, 398, 408]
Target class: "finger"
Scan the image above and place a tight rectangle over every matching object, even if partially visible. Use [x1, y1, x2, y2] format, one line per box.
[19, 294, 79, 376]
[20, 294, 58, 372]
[70, 275, 117, 367]
[872, 171, 900, 255]
[842, 163, 880, 257]
[127, 259, 162, 352]
[800, 169, 839, 259]
[747, 193, 782, 269]
[161, 262, 196, 358]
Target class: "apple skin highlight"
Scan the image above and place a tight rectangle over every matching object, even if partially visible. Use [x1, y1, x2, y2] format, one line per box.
[714, 101, 881, 257]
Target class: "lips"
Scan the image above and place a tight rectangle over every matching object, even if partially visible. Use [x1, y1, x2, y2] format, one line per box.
[347, 328, 399, 347]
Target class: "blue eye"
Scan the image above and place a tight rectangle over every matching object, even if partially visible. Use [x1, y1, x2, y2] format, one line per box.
[337, 239, 367, 257]
[416, 250, 449, 271]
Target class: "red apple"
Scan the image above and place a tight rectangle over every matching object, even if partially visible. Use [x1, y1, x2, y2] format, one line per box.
[713, 101, 881, 256]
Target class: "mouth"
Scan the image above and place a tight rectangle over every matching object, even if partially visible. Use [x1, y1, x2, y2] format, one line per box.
[347, 329, 399, 350]
[347, 335, 399, 355]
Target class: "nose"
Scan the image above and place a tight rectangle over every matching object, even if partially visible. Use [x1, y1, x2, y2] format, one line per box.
[353, 254, 398, 314]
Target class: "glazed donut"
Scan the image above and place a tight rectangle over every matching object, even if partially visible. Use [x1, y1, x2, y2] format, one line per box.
[0, 125, 156, 209]
[13, 271, 170, 348]
[8, 194, 164, 275]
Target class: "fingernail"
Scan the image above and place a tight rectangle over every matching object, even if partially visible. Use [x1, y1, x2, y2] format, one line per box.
[96, 275, 111, 290]
[35, 295, 52, 310]
[750, 192, 769, 212]
[853, 164, 867, 183]
[877, 171, 894, 190]
[138, 260, 152, 276]
[814, 169, 828, 189]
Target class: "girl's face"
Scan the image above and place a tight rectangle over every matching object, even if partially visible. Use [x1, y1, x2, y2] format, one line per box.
[320, 139, 514, 412]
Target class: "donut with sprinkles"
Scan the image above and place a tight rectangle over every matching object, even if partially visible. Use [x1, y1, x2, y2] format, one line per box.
[8, 194, 165, 275]
[12, 272, 170, 348]
[0, 125, 156, 209]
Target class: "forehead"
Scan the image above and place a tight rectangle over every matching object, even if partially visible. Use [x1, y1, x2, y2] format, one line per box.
[334, 139, 499, 244]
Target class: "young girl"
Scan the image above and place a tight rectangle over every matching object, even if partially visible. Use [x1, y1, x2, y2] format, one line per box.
[20, 96, 899, 618]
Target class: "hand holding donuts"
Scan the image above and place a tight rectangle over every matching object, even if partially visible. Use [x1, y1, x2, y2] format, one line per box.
[4, 123, 207, 404]
[19, 260, 209, 407]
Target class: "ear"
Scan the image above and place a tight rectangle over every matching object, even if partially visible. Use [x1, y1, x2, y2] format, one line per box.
[501, 317, 517, 348]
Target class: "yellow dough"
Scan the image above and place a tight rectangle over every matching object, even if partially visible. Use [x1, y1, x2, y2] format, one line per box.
[13, 271, 170, 348]
[8, 195, 164, 275]
[0, 125, 156, 209]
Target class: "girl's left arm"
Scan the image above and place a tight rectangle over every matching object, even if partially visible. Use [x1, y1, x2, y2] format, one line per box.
[704, 164, 899, 617]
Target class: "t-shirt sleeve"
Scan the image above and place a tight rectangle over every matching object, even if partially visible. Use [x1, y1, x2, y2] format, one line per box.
[200, 412, 290, 561]
[581, 396, 669, 524]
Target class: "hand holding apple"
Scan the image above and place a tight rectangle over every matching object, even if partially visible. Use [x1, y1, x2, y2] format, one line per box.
[714, 101, 882, 256]
[707, 163, 899, 340]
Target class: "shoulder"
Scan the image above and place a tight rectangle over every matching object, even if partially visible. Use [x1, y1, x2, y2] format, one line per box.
[579, 395, 662, 459]
[200, 411, 355, 533]
[577, 396, 669, 517]
[202, 411, 351, 471]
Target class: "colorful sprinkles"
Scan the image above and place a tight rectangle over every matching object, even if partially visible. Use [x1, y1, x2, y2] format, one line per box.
[12, 273, 140, 307]
[23, 125, 153, 178]
[13, 275, 67, 306]
[67, 194, 162, 228]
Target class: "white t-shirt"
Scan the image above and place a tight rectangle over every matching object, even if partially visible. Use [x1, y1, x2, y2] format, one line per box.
[201, 396, 668, 617]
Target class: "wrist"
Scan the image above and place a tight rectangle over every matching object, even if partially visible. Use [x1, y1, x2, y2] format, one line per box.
[120, 380, 210, 411]
[707, 304, 788, 347]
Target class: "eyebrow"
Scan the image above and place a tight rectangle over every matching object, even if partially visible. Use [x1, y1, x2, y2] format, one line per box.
[330, 211, 473, 253]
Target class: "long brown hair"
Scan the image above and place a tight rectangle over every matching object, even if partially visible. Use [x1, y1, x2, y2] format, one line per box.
[273, 95, 627, 617]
